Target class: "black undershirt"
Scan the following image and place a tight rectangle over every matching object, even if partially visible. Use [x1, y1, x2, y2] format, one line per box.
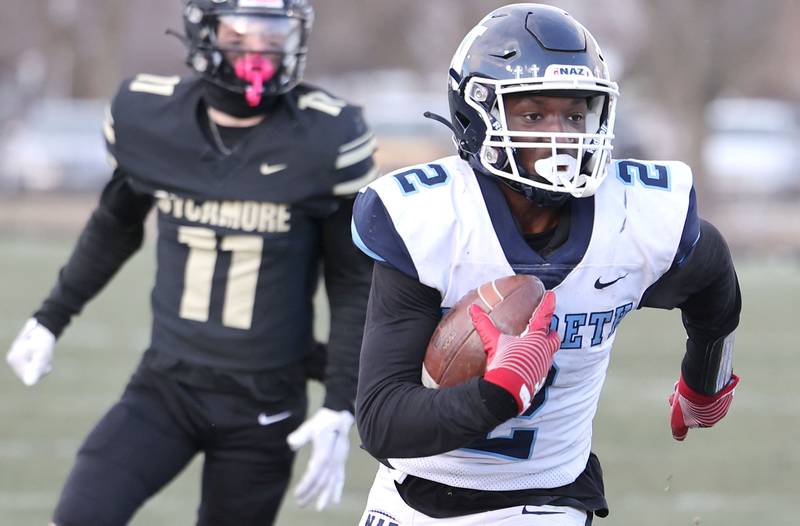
[522, 201, 572, 257]
[198, 104, 257, 155]
[356, 208, 740, 518]
[218, 123, 252, 147]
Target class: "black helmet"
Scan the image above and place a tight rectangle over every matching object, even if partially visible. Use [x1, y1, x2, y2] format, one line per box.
[448, 3, 618, 205]
[182, 0, 314, 105]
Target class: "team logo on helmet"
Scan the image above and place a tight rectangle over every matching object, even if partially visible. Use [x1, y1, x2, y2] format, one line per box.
[543, 65, 594, 77]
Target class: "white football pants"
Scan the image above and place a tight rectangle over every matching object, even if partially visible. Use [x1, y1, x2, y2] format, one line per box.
[358, 465, 590, 525]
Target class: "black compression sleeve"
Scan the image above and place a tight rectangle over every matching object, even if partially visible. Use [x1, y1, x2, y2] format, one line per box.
[641, 219, 741, 393]
[33, 171, 154, 337]
[478, 378, 519, 420]
[356, 264, 509, 460]
[320, 197, 374, 413]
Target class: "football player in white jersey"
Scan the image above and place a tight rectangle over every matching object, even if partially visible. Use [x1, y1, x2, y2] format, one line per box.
[351, 4, 741, 525]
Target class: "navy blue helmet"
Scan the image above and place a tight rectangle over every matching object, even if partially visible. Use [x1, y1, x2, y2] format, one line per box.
[448, 3, 619, 205]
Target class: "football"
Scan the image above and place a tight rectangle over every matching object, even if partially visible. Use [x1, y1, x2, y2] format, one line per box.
[421, 274, 546, 388]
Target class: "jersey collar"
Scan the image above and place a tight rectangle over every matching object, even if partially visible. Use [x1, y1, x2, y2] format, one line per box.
[474, 171, 594, 289]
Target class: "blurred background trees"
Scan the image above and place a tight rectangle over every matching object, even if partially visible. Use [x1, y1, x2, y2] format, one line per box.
[1, 0, 799, 249]
[4, 1, 797, 99]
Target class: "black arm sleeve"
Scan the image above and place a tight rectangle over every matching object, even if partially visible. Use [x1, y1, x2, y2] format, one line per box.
[356, 264, 512, 460]
[33, 170, 154, 337]
[319, 197, 374, 413]
[641, 219, 741, 393]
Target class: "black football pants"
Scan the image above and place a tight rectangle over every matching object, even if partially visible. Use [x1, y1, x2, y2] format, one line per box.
[52, 362, 307, 526]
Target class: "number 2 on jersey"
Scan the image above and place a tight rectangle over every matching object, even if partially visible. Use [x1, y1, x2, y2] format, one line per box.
[463, 367, 558, 460]
[178, 226, 262, 330]
[393, 163, 450, 195]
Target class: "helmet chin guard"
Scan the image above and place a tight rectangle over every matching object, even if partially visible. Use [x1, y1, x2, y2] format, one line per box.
[447, 4, 619, 204]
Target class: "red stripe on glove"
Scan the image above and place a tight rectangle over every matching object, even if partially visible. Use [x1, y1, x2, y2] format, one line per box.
[470, 290, 561, 414]
[668, 373, 740, 441]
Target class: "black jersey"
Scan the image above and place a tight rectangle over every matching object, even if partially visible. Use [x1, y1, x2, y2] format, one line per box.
[105, 74, 376, 371]
[37, 73, 376, 384]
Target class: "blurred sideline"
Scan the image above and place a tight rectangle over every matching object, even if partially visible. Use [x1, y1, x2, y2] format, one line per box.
[2, 180, 798, 261]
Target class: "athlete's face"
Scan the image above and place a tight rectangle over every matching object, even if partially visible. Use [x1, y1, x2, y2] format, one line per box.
[503, 94, 588, 180]
[215, 15, 302, 106]
[215, 15, 300, 70]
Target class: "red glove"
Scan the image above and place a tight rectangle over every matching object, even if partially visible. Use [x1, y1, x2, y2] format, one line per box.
[669, 374, 740, 441]
[469, 290, 560, 414]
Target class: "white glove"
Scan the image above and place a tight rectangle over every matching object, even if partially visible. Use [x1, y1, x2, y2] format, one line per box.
[6, 318, 56, 386]
[286, 407, 354, 511]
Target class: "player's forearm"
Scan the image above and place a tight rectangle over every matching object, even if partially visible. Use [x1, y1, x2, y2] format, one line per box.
[320, 196, 374, 412]
[356, 265, 505, 459]
[678, 223, 740, 394]
[34, 207, 146, 337]
[643, 219, 741, 394]
[357, 371, 503, 459]
[322, 263, 371, 413]
[34, 173, 153, 337]
[322, 299, 367, 413]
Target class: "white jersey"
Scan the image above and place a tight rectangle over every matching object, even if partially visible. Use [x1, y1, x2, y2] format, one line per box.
[352, 155, 698, 491]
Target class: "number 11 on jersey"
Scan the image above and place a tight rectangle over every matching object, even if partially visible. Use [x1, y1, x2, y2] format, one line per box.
[178, 226, 263, 330]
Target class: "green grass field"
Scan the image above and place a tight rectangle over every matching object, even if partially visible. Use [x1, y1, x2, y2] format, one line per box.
[0, 234, 797, 525]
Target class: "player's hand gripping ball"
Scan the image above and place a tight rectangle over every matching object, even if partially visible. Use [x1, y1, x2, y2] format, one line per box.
[422, 275, 546, 389]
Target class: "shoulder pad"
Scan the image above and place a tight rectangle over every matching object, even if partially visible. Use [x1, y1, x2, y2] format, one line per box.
[330, 105, 377, 196]
[351, 157, 466, 278]
[106, 74, 200, 177]
[111, 74, 196, 110]
[290, 84, 379, 196]
[607, 158, 699, 268]
[125, 74, 183, 97]
[291, 83, 354, 117]
[105, 74, 182, 160]
[610, 158, 693, 192]
[352, 186, 417, 279]
[109, 74, 195, 126]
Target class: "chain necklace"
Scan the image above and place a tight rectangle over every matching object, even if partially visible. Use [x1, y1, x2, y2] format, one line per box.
[207, 111, 233, 155]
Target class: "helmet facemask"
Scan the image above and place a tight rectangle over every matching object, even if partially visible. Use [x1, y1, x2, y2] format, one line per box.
[445, 3, 620, 204]
[183, 1, 313, 109]
[464, 73, 618, 199]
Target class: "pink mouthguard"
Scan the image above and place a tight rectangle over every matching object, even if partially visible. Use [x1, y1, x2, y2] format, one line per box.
[234, 55, 276, 107]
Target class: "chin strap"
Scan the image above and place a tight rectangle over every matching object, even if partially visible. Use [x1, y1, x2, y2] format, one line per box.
[202, 78, 280, 119]
[502, 168, 573, 208]
[165, 28, 188, 46]
[423, 111, 459, 135]
[423, 111, 474, 157]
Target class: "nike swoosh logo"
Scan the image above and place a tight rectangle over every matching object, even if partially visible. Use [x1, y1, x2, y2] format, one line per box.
[521, 507, 566, 515]
[260, 163, 287, 176]
[594, 273, 629, 290]
[257, 411, 291, 426]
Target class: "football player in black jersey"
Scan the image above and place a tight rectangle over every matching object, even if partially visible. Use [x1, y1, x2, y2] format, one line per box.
[5, 1, 376, 525]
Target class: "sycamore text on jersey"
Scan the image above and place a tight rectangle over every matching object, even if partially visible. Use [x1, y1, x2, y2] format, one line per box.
[154, 190, 291, 233]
